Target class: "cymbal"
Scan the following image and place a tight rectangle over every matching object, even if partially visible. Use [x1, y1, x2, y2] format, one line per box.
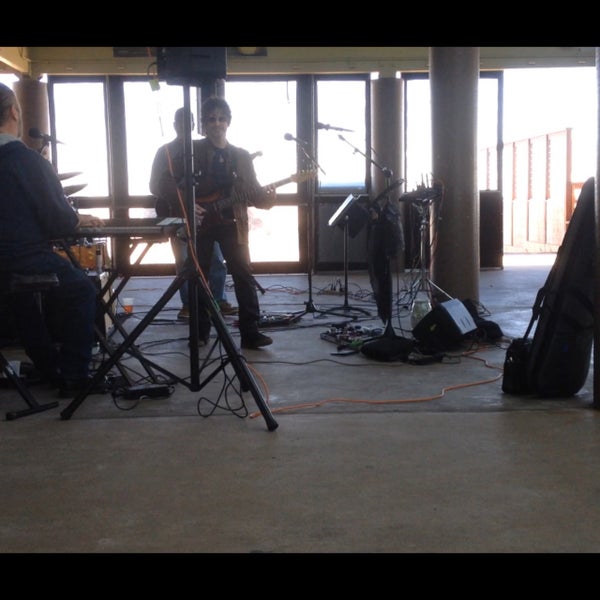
[62, 183, 87, 196]
[57, 171, 82, 181]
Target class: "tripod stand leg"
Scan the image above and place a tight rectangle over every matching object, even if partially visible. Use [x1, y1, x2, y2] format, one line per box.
[60, 271, 278, 431]
[1, 352, 59, 420]
[195, 279, 278, 431]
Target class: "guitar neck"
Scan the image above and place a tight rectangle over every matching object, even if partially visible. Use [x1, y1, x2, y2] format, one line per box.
[197, 171, 313, 205]
[267, 176, 294, 189]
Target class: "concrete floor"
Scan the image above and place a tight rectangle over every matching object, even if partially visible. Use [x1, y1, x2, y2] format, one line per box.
[1, 255, 599, 553]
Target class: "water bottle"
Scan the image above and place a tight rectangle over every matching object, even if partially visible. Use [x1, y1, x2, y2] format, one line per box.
[410, 292, 431, 329]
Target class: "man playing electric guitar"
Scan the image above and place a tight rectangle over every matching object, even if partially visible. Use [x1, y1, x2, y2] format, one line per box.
[191, 96, 278, 350]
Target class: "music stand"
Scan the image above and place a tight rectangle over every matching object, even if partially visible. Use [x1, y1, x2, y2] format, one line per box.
[319, 194, 370, 318]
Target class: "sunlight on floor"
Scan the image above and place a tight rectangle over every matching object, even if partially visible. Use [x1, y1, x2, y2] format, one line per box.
[503, 253, 556, 267]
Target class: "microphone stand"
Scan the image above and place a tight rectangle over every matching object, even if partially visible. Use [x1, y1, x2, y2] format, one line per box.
[338, 135, 403, 337]
[338, 135, 393, 184]
[294, 138, 329, 318]
[36, 140, 49, 155]
[297, 143, 326, 177]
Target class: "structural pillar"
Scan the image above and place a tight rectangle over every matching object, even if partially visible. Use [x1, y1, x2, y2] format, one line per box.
[370, 74, 405, 268]
[594, 47, 600, 409]
[12, 75, 50, 157]
[429, 47, 480, 302]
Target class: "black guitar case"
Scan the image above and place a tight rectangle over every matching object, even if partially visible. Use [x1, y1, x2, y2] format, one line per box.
[505, 176, 595, 397]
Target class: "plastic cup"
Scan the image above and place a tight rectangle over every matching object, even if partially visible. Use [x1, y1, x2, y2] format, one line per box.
[122, 298, 134, 314]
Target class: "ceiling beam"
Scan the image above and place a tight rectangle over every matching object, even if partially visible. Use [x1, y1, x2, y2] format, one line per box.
[0, 47, 30, 76]
[1, 47, 596, 79]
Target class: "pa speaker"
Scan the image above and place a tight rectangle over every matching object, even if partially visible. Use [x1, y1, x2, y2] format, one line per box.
[412, 299, 477, 352]
[157, 47, 227, 85]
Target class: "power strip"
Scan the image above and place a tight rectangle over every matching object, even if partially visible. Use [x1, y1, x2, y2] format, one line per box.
[121, 384, 173, 400]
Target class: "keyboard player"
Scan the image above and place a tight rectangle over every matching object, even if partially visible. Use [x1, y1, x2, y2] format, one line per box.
[0, 81, 108, 397]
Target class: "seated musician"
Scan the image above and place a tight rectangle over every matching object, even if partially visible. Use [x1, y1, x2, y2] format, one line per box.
[0, 82, 105, 397]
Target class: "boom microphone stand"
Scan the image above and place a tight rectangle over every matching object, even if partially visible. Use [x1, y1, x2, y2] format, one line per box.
[336, 134, 403, 326]
[285, 133, 329, 318]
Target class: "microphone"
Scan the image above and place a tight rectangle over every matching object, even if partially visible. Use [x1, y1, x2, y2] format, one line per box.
[284, 133, 308, 145]
[317, 122, 354, 132]
[29, 128, 63, 144]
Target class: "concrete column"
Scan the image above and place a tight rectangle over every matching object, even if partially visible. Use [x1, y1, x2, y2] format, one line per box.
[594, 47, 600, 409]
[12, 76, 49, 157]
[371, 76, 404, 190]
[429, 47, 480, 302]
[370, 75, 404, 268]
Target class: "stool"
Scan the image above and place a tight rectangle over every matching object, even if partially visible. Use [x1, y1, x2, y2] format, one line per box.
[1, 273, 60, 420]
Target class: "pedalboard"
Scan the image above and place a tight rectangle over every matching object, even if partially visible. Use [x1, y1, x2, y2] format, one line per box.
[320, 324, 383, 349]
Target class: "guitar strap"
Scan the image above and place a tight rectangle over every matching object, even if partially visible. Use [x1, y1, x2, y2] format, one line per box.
[212, 148, 228, 187]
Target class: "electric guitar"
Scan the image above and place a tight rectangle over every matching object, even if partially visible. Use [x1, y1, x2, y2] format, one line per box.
[195, 170, 317, 228]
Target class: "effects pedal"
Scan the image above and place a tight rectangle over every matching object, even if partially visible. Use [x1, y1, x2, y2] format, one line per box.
[320, 324, 382, 349]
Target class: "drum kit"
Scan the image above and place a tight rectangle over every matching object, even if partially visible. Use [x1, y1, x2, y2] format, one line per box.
[29, 128, 87, 197]
[57, 171, 87, 197]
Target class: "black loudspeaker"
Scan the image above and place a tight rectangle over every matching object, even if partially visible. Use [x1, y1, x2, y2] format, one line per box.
[157, 47, 227, 85]
[412, 299, 478, 353]
[480, 190, 503, 268]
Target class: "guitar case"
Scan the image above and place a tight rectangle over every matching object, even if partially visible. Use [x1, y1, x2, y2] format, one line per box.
[507, 176, 595, 397]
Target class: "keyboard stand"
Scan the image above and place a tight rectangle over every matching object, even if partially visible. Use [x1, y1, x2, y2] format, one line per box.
[59, 241, 163, 386]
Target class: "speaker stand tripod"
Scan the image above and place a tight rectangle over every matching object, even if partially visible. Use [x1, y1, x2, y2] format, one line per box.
[405, 195, 452, 323]
[61, 84, 277, 431]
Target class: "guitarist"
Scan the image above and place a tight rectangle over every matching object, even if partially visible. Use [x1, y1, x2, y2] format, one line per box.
[192, 96, 277, 349]
[149, 107, 236, 321]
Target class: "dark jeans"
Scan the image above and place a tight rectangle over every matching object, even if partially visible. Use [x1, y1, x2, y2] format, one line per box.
[192, 224, 260, 338]
[3, 252, 97, 381]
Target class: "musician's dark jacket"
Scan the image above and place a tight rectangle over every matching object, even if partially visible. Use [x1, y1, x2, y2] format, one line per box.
[150, 137, 274, 245]
[0, 135, 79, 271]
[0, 133, 97, 383]
[149, 137, 202, 220]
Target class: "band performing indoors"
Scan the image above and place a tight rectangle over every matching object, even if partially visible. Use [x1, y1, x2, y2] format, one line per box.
[2, 45, 599, 554]
[2, 46, 593, 426]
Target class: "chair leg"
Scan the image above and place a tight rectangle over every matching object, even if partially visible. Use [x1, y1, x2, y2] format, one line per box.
[0, 351, 59, 420]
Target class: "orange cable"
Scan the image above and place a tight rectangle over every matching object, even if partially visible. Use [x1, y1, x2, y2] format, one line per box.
[248, 345, 504, 419]
[164, 145, 211, 294]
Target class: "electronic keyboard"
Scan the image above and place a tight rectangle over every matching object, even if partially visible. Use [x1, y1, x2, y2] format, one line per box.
[76, 218, 184, 239]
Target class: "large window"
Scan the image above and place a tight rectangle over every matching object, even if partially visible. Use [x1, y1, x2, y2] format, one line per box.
[502, 67, 597, 184]
[224, 79, 299, 262]
[52, 80, 109, 200]
[404, 73, 500, 192]
[124, 80, 200, 198]
[316, 78, 368, 191]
